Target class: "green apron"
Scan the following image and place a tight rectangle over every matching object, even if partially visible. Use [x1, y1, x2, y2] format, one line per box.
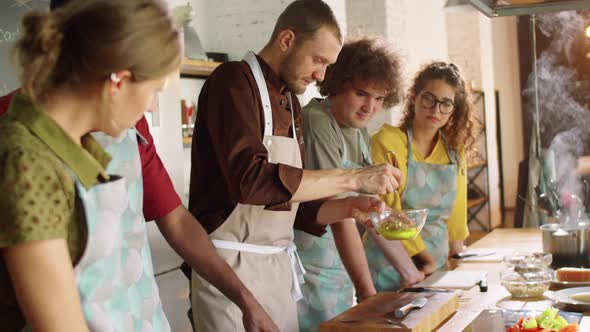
[364, 126, 458, 291]
[294, 98, 371, 332]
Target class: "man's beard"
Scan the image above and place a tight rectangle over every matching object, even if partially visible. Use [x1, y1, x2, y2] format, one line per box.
[281, 50, 307, 94]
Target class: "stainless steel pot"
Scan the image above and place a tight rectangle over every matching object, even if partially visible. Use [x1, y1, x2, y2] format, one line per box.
[540, 222, 590, 268]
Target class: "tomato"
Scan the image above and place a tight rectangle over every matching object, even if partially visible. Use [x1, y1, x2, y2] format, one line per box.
[506, 326, 522, 332]
[559, 323, 579, 332]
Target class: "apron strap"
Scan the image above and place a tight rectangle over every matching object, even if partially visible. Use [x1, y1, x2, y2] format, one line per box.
[359, 130, 372, 164]
[212, 239, 306, 302]
[243, 51, 273, 137]
[243, 51, 296, 139]
[286, 92, 296, 140]
[406, 125, 415, 162]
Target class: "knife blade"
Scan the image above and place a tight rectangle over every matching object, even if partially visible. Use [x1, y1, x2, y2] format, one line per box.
[451, 252, 495, 259]
[403, 287, 454, 293]
[394, 296, 428, 318]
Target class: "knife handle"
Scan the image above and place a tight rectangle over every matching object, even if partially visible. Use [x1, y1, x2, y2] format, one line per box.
[394, 303, 413, 318]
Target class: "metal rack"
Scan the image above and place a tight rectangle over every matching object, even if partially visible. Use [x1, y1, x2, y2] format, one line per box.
[467, 0, 590, 17]
[467, 90, 492, 231]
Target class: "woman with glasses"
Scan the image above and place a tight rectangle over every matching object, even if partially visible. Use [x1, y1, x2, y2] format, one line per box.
[365, 62, 478, 291]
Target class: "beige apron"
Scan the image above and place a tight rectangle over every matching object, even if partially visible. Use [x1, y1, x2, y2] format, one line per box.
[191, 51, 305, 332]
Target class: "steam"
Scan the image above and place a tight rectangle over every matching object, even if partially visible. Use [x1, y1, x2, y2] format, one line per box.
[523, 11, 590, 206]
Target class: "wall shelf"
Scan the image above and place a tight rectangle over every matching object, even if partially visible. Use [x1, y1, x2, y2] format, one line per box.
[468, 196, 489, 209]
[468, 160, 487, 170]
[182, 137, 192, 146]
[180, 58, 221, 77]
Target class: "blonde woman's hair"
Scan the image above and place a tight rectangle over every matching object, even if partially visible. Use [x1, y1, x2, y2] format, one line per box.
[13, 0, 181, 102]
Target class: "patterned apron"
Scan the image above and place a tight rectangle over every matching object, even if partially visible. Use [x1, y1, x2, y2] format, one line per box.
[24, 129, 170, 331]
[190, 51, 305, 332]
[294, 98, 371, 332]
[364, 126, 458, 291]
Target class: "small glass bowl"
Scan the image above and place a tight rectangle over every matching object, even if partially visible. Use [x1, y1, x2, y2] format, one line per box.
[369, 208, 428, 240]
[501, 269, 552, 298]
[501, 252, 553, 298]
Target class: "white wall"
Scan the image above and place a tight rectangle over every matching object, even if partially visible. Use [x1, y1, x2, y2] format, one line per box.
[446, 9, 502, 230]
[492, 16, 524, 210]
[478, 14, 502, 229]
[192, 0, 347, 62]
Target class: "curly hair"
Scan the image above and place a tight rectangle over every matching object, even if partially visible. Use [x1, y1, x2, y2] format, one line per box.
[317, 38, 403, 108]
[399, 62, 478, 158]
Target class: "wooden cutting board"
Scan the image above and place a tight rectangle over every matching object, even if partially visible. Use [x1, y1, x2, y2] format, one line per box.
[319, 292, 459, 332]
[414, 270, 487, 289]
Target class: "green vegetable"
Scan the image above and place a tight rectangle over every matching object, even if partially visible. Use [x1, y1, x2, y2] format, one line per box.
[536, 307, 567, 330]
[523, 316, 538, 329]
[555, 315, 568, 328]
[537, 307, 559, 324]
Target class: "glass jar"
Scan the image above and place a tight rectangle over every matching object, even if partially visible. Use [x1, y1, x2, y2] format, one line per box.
[501, 253, 553, 298]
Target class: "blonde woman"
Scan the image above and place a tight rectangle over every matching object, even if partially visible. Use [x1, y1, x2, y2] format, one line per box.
[0, 1, 181, 331]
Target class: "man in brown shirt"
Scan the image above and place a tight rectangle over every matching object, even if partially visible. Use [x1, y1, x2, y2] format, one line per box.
[189, 1, 402, 331]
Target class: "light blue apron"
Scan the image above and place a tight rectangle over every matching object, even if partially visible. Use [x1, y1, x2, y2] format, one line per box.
[26, 129, 170, 332]
[294, 98, 371, 332]
[364, 126, 458, 291]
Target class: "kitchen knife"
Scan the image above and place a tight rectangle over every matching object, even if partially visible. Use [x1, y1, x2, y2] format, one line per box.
[404, 287, 454, 293]
[393, 296, 428, 318]
[451, 252, 495, 259]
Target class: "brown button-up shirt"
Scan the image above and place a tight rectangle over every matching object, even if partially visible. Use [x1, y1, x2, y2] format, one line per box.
[189, 55, 327, 236]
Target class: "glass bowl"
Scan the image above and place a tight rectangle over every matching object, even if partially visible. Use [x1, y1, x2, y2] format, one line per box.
[501, 253, 553, 298]
[369, 208, 428, 240]
[501, 269, 552, 298]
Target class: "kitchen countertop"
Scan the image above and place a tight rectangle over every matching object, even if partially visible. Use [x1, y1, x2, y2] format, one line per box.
[433, 228, 589, 331]
[322, 228, 590, 331]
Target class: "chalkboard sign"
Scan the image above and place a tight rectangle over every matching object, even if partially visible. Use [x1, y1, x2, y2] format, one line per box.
[0, 0, 50, 96]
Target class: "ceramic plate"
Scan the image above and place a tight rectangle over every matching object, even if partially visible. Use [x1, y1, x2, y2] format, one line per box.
[546, 286, 590, 311]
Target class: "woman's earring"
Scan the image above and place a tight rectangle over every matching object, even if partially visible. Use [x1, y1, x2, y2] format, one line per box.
[110, 73, 121, 83]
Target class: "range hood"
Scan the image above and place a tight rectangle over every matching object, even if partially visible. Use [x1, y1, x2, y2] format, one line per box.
[467, 0, 590, 17]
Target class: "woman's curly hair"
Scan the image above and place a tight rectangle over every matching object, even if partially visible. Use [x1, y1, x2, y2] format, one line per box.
[317, 38, 403, 108]
[400, 61, 478, 158]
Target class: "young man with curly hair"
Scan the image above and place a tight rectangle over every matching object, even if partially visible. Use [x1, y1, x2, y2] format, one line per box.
[294, 38, 425, 331]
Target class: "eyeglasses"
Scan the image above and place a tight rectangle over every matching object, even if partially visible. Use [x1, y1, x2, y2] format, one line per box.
[419, 92, 455, 114]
